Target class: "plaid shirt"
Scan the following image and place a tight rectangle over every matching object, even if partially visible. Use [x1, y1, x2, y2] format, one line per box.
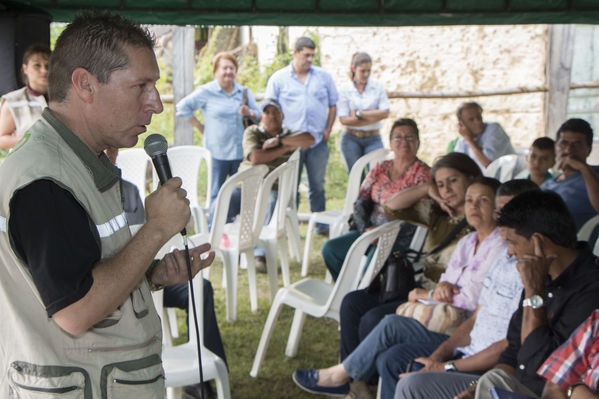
[538, 309, 599, 392]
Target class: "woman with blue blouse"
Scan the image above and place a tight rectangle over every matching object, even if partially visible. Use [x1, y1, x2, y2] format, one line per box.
[338, 52, 390, 173]
[176, 51, 260, 218]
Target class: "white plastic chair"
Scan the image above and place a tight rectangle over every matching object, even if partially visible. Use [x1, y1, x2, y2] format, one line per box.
[193, 165, 269, 322]
[285, 149, 302, 263]
[116, 148, 150, 200]
[484, 154, 528, 182]
[250, 220, 402, 378]
[152, 272, 230, 399]
[255, 158, 298, 300]
[301, 148, 391, 277]
[153, 145, 212, 234]
[578, 214, 599, 242]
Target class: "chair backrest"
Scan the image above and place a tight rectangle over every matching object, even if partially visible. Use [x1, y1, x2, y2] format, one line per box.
[326, 220, 402, 316]
[255, 159, 298, 237]
[152, 145, 213, 209]
[578, 214, 599, 241]
[358, 224, 428, 289]
[342, 148, 391, 217]
[116, 148, 150, 200]
[211, 165, 269, 250]
[484, 154, 528, 182]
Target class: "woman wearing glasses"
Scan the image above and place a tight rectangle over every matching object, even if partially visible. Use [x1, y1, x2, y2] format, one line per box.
[337, 52, 390, 173]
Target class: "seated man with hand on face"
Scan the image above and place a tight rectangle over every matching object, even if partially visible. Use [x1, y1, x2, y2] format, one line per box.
[453, 101, 515, 170]
[232, 98, 314, 271]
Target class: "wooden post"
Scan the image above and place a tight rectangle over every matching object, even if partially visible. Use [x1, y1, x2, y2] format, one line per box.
[545, 25, 575, 138]
[172, 26, 195, 146]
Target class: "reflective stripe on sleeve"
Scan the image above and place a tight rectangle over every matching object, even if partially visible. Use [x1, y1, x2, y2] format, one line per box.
[96, 212, 127, 238]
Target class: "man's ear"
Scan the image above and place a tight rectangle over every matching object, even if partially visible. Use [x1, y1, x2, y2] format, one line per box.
[71, 68, 95, 104]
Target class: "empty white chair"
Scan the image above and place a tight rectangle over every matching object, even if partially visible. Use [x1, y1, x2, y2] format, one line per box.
[484, 154, 528, 182]
[192, 165, 268, 322]
[250, 220, 402, 378]
[301, 148, 390, 277]
[116, 148, 150, 200]
[255, 158, 298, 300]
[153, 145, 212, 234]
[153, 272, 230, 399]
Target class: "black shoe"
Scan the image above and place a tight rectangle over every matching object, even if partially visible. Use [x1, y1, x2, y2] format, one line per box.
[183, 382, 216, 399]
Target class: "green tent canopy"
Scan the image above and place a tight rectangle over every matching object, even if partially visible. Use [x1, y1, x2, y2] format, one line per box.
[3, 0, 599, 26]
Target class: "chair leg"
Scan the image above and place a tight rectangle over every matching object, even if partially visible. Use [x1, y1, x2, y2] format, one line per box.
[263, 241, 279, 301]
[301, 216, 317, 277]
[214, 357, 231, 399]
[286, 211, 302, 262]
[166, 386, 182, 399]
[243, 250, 259, 313]
[285, 308, 307, 358]
[220, 250, 239, 322]
[279, 237, 290, 287]
[249, 290, 286, 378]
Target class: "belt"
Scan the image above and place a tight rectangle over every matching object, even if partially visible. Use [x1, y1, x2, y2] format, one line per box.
[347, 129, 380, 138]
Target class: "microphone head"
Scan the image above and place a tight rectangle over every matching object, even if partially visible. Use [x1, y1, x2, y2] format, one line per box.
[144, 134, 168, 157]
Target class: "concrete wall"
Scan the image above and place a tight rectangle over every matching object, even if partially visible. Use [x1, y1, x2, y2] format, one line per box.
[255, 25, 549, 165]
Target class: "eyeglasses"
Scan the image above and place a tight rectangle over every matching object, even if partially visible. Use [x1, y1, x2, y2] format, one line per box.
[392, 135, 418, 143]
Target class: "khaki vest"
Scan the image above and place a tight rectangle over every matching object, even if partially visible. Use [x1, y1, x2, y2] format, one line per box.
[0, 113, 163, 398]
[0, 86, 46, 137]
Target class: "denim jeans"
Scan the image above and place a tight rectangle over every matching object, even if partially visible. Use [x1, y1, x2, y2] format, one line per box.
[208, 158, 241, 226]
[339, 131, 384, 173]
[299, 139, 329, 233]
[341, 314, 449, 398]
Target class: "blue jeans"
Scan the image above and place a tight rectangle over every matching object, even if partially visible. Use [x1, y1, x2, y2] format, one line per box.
[299, 139, 329, 233]
[339, 131, 384, 173]
[209, 158, 241, 226]
[341, 315, 449, 398]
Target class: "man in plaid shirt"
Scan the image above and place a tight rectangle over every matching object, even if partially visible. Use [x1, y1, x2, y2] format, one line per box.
[538, 309, 599, 398]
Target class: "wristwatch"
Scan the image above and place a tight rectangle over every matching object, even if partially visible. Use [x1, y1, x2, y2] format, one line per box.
[522, 295, 544, 309]
[356, 110, 363, 119]
[444, 361, 457, 372]
[567, 382, 585, 398]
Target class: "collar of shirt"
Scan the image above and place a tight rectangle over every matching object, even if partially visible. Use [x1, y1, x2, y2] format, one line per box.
[210, 79, 243, 96]
[288, 63, 314, 81]
[42, 108, 120, 192]
[547, 242, 595, 289]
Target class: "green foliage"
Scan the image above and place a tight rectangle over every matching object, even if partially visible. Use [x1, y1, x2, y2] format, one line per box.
[50, 23, 67, 50]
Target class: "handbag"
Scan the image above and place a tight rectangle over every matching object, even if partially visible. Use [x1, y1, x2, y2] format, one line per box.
[365, 218, 469, 304]
[366, 250, 416, 304]
[395, 301, 466, 335]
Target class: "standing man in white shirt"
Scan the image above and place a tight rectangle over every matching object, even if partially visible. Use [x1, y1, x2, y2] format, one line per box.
[265, 37, 339, 235]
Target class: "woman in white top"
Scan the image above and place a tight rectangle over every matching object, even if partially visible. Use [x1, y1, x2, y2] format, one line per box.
[338, 52, 390, 173]
[0, 44, 51, 149]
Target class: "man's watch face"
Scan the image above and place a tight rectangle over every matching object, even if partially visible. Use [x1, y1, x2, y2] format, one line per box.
[524, 295, 544, 309]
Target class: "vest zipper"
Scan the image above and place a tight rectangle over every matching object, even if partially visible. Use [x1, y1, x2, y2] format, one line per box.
[13, 382, 80, 393]
[113, 374, 164, 385]
[87, 336, 159, 353]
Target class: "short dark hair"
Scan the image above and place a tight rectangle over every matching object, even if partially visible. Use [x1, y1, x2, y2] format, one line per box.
[49, 11, 155, 103]
[294, 36, 316, 52]
[431, 152, 482, 184]
[496, 179, 539, 198]
[389, 118, 419, 141]
[531, 137, 555, 153]
[556, 118, 593, 148]
[468, 176, 501, 194]
[456, 102, 483, 121]
[497, 190, 577, 248]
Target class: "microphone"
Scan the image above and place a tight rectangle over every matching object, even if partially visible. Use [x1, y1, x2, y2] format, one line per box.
[144, 133, 186, 236]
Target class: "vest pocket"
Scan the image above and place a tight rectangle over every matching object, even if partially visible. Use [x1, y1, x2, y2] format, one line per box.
[101, 354, 164, 399]
[8, 361, 90, 399]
